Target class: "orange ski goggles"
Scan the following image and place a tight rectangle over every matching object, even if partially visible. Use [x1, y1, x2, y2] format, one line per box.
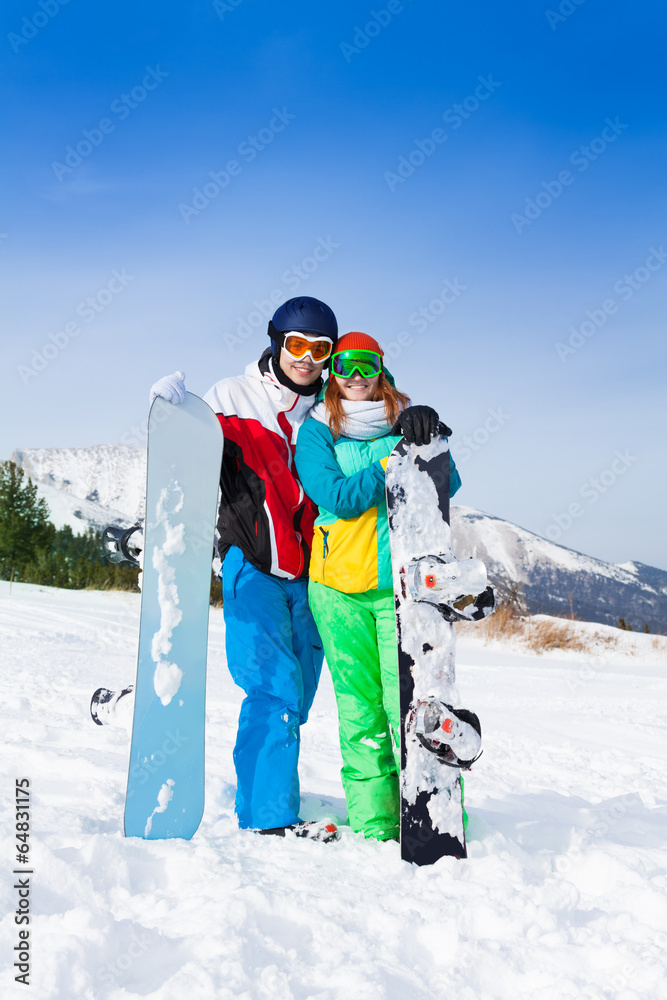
[282, 333, 333, 363]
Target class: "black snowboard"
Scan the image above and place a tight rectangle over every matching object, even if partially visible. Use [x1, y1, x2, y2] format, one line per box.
[386, 437, 489, 865]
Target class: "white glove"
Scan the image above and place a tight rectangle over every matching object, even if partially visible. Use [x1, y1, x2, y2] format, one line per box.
[149, 371, 186, 405]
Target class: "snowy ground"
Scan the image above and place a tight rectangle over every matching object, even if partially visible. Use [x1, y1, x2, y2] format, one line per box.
[1, 582, 666, 1000]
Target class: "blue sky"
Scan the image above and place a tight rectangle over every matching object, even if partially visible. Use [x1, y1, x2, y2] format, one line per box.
[2, 0, 666, 570]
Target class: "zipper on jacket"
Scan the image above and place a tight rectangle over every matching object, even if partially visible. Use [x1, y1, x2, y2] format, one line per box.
[320, 527, 330, 581]
[294, 531, 304, 578]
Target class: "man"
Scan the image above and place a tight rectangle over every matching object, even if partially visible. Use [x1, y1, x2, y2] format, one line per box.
[151, 296, 340, 840]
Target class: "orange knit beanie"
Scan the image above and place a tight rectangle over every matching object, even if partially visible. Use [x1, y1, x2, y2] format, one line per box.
[332, 332, 383, 356]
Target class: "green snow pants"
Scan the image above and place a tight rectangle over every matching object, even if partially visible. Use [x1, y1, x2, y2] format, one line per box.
[308, 580, 400, 840]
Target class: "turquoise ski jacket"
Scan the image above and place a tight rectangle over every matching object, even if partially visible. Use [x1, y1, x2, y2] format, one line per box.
[295, 418, 461, 594]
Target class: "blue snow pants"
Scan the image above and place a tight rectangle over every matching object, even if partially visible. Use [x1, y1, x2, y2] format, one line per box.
[221, 546, 324, 830]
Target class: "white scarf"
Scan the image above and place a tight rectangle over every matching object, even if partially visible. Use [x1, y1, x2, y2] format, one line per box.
[309, 398, 393, 440]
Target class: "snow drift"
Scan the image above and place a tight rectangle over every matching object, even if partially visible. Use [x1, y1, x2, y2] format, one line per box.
[1, 582, 665, 999]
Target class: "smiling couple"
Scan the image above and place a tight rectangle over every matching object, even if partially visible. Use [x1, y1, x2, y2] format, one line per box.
[151, 296, 460, 845]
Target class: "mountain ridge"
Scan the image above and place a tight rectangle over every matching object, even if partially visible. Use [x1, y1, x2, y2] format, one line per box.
[9, 443, 667, 632]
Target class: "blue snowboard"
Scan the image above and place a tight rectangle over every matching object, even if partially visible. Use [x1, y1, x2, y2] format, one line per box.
[124, 392, 223, 839]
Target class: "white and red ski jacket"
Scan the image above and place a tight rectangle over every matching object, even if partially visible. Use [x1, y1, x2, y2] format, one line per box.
[204, 351, 319, 580]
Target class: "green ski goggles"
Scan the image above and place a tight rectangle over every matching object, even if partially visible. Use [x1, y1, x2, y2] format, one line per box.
[331, 350, 382, 378]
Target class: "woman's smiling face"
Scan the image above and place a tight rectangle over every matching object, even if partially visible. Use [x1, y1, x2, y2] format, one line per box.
[335, 372, 381, 402]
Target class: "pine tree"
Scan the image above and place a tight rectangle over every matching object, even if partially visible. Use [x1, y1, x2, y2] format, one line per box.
[0, 461, 52, 580]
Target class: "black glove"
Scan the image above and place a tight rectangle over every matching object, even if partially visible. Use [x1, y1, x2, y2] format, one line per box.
[391, 405, 446, 446]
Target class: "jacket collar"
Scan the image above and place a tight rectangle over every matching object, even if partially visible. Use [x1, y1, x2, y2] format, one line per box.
[254, 347, 323, 397]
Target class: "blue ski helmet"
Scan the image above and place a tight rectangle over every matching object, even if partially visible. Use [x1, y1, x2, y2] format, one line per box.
[268, 296, 338, 349]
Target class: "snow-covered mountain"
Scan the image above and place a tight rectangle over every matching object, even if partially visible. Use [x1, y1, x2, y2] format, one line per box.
[451, 506, 667, 634]
[11, 443, 146, 533]
[10, 444, 667, 632]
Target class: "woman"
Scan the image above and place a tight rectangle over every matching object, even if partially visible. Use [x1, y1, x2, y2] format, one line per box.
[295, 332, 461, 840]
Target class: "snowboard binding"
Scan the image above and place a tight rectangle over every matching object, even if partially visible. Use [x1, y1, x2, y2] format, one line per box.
[408, 699, 482, 769]
[90, 685, 134, 726]
[258, 821, 340, 843]
[404, 554, 495, 622]
[102, 524, 144, 567]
